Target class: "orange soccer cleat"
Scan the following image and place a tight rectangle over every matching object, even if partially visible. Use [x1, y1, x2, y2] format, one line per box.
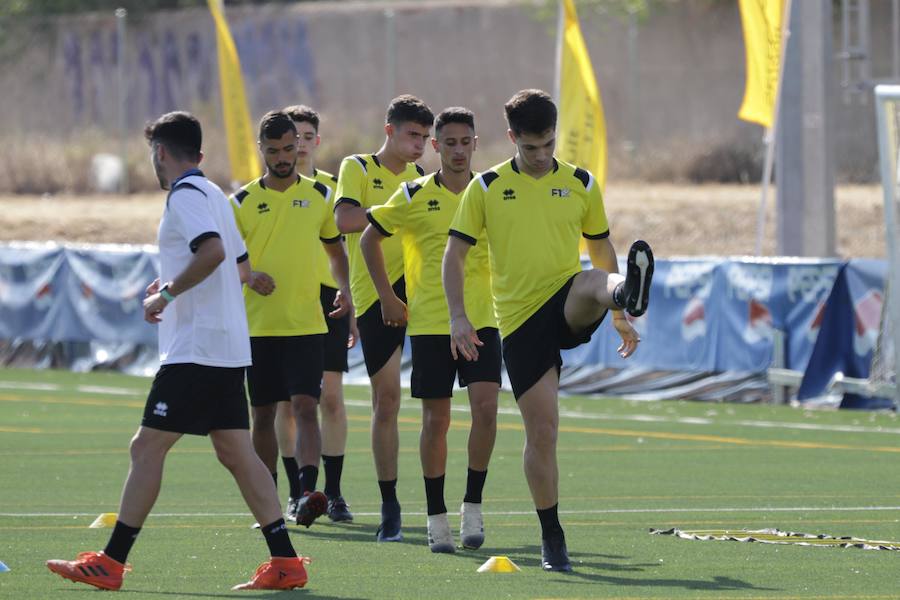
[46, 551, 129, 590]
[231, 556, 310, 590]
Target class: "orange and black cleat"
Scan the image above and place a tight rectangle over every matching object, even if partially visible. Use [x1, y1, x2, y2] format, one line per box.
[46, 551, 130, 590]
[231, 556, 310, 590]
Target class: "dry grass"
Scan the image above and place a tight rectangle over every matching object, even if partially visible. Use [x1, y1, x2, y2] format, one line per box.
[0, 183, 886, 258]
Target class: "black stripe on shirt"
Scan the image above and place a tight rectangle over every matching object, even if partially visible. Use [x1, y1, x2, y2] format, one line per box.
[583, 230, 610, 240]
[449, 229, 477, 246]
[321, 234, 342, 244]
[189, 231, 221, 253]
[366, 211, 392, 237]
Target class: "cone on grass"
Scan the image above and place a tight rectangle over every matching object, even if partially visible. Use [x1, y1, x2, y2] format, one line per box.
[0, 560, 9, 572]
[477, 556, 520, 573]
[89, 513, 117, 528]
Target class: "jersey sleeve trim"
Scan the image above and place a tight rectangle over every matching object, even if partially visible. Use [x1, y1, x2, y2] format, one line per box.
[236, 251, 249, 263]
[583, 229, 610, 240]
[189, 231, 221, 253]
[573, 167, 594, 191]
[320, 234, 342, 244]
[366, 210, 393, 238]
[335, 197, 361, 210]
[449, 229, 477, 246]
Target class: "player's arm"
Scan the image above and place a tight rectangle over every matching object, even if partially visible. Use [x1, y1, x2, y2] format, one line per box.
[144, 236, 225, 323]
[237, 253, 252, 284]
[230, 193, 274, 295]
[442, 235, 478, 361]
[322, 239, 352, 318]
[360, 222, 407, 327]
[334, 157, 370, 233]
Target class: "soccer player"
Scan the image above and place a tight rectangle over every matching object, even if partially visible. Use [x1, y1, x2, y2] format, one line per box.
[333, 95, 433, 541]
[231, 111, 351, 528]
[277, 104, 356, 522]
[361, 107, 499, 553]
[443, 90, 654, 572]
[46, 111, 309, 591]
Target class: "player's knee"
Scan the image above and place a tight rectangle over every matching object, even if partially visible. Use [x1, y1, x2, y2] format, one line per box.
[320, 393, 344, 419]
[526, 422, 558, 451]
[293, 399, 319, 424]
[129, 432, 167, 465]
[471, 398, 498, 428]
[422, 409, 450, 436]
[213, 444, 240, 472]
[251, 405, 277, 430]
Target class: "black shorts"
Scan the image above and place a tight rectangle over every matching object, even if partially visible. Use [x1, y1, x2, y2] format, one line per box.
[247, 335, 324, 406]
[410, 328, 502, 399]
[320, 285, 350, 373]
[502, 275, 607, 399]
[141, 363, 249, 435]
[357, 277, 407, 377]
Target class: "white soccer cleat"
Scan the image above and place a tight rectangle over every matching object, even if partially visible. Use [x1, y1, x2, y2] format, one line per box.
[460, 502, 485, 550]
[427, 513, 456, 554]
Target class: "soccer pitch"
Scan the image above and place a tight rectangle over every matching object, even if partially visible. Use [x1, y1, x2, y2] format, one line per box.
[1, 367, 899, 599]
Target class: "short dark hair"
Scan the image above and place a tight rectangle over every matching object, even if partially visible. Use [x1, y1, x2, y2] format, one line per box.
[144, 111, 202, 161]
[386, 94, 434, 128]
[283, 104, 320, 132]
[504, 89, 557, 137]
[258, 110, 297, 141]
[435, 107, 475, 134]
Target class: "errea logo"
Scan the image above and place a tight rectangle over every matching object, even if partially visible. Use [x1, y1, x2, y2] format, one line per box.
[551, 188, 570, 198]
[153, 402, 168, 417]
[292, 199, 311, 208]
[372, 178, 384, 190]
[427, 199, 440, 212]
[257, 202, 270, 214]
[502, 188, 516, 201]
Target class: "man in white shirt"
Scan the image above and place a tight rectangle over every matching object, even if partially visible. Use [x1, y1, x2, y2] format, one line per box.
[46, 111, 310, 592]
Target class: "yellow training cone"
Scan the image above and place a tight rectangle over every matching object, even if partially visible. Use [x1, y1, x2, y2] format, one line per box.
[89, 513, 118, 528]
[477, 556, 521, 573]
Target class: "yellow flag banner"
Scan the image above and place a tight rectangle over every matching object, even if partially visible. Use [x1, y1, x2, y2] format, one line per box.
[207, 0, 259, 183]
[737, 0, 784, 128]
[557, 0, 607, 190]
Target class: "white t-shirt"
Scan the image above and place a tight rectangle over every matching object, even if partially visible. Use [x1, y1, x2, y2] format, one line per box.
[156, 170, 251, 368]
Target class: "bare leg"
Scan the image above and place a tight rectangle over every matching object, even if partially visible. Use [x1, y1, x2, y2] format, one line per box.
[466, 382, 498, 471]
[117, 426, 182, 527]
[251, 404, 279, 474]
[275, 401, 296, 458]
[211, 429, 283, 526]
[370, 347, 402, 481]
[563, 269, 625, 333]
[292, 394, 321, 468]
[516, 368, 560, 509]
[420, 398, 451, 477]
[320, 371, 347, 456]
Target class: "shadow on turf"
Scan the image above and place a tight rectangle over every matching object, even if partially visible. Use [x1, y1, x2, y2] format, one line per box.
[289, 521, 427, 547]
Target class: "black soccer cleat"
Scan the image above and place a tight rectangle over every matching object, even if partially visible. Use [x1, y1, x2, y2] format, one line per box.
[376, 501, 403, 542]
[541, 532, 573, 572]
[294, 491, 327, 528]
[327, 495, 354, 522]
[616, 239, 654, 318]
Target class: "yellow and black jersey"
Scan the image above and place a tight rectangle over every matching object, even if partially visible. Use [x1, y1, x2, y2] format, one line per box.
[312, 168, 340, 289]
[368, 171, 495, 336]
[231, 174, 340, 337]
[335, 154, 425, 315]
[449, 157, 609, 338]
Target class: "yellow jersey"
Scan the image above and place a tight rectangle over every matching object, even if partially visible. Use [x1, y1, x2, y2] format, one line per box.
[368, 171, 495, 336]
[312, 168, 340, 289]
[231, 174, 341, 337]
[335, 154, 424, 315]
[449, 157, 609, 338]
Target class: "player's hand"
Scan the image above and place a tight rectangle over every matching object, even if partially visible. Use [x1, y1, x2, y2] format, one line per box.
[348, 315, 359, 349]
[142, 293, 167, 324]
[145, 278, 160, 298]
[249, 271, 275, 296]
[613, 314, 640, 358]
[329, 287, 352, 319]
[450, 314, 482, 361]
[381, 294, 407, 328]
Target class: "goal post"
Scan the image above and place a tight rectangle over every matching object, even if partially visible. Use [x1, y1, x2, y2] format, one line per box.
[872, 85, 900, 408]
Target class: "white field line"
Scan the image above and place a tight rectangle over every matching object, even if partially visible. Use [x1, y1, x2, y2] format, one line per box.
[3, 381, 899, 436]
[3, 506, 900, 519]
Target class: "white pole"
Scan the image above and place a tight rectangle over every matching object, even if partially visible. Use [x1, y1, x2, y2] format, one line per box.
[553, 0, 563, 103]
[754, 0, 793, 256]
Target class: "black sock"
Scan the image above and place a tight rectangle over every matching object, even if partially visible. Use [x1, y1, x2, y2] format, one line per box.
[424, 474, 447, 516]
[261, 518, 297, 558]
[378, 479, 398, 505]
[612, 281, 626, 308]
[281, 456, 301, 499]
[298, 465, 319, 496]
[463, 468, 488, 504]
[103, 521, 141, 564]
[322, 454, 344, 498]
[536, 504, 564, 539]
